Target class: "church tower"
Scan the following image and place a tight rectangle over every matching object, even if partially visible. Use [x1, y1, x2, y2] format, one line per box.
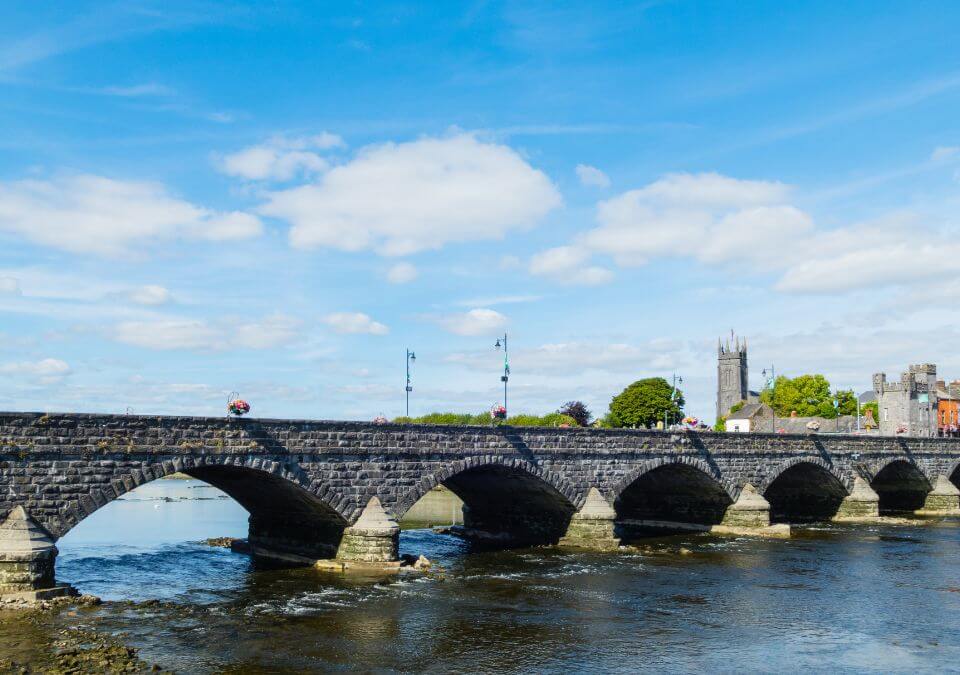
[717, 334, 749, 421]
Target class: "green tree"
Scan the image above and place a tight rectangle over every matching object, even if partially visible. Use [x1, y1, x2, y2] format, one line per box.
[835, 389, 857, 417]
[608, 377, 684, 428]
[759, 374, 857, 419]
[558, 401, 591, 427]
[760, 374, 830, 416]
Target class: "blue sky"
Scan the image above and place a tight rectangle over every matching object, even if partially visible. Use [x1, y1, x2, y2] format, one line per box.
[3, 0, 960, 422]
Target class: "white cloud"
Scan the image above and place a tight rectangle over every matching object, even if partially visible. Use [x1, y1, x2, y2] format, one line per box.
[630, 172, 790, 207]
[445, 338, 691, 375]
[128, 285, 171, 306]
[386, 262, 418, 284]
[576, 164, 611, 188]
[0, 277, 21, 295]
[323, 312, 389, 335]
[698, 206, 813, 265]
[776, 241, 960, 293]
[217, 134, 344, 182]
[113, 315, 301, 350]
[0, 174, 263, 255]
[438, 308, 507, 336]
[231, 315, 303, 349]
[202, 212, 265, 241]
[529, 246, 614, 286]
[102, 83, 174, 97]
[499, 255, 522, 270]
[454, 294, 541, 307]
[931, 146, 960, 161]
[0, 358, 71, 384]
[114, 320, 220, 350]
[260, 133, 562, 256]
[583, 172, 798, 267]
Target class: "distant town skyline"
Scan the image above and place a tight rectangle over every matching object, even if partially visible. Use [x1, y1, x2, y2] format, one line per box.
[2, 1, 960, 421]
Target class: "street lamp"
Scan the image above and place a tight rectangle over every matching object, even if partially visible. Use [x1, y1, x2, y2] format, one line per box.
[494, 333, 509, 416]
[665, 374, 683, 429]
[405, 349, 416, 417]
[762, 365, 776, 433]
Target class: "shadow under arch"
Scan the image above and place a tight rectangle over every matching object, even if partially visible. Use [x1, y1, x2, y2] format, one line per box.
[870, 459, 932, 515]
[57, 458, 349, 560]
[396, 458, 577, 547]
[613, 460, 733, 539]
[761, 459, 849, 523]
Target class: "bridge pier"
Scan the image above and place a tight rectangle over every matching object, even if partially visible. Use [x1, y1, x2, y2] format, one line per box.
[833, 477, 880, 521]
[336, 497, 400, 564]
[915, 475, 960, 516]
[0, 507, 74, 601]
[714, 484, 788, 536]
[558, 488, 620, 551]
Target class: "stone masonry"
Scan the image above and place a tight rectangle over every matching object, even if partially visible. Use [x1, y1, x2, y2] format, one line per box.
[873, 364, 939, 437]
[2, 412, 960, 593]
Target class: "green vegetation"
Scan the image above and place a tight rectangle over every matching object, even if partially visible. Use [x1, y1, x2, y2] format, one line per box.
[393, 412, 579, 427]
[759, 374, 856, 419]
[606, 377, 684, 428]
[558, 401, 592, 427]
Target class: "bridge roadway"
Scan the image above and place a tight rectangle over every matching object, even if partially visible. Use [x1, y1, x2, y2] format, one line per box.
[2, 412, 960, 597]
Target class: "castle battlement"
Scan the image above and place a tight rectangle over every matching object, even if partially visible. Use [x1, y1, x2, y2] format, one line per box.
[873, 364, 938, 437]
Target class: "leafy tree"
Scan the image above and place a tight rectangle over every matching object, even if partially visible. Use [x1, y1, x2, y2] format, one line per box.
[608, 377, 684, 428]
[759, 374, 858, 419]
[506, 413, 578, 427]
[558, 401, 591, 427]
[835, 389, 857, 417]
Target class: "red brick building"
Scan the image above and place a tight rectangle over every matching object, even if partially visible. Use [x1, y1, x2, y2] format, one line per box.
[937, 381, 960, 436]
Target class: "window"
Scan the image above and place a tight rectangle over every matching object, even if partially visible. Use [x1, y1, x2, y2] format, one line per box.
[883, 408, 889, 421]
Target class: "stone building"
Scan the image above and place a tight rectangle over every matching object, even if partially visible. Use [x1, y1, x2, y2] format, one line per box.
[873, 364, 939, 437]
[724, 402, 773, 433]
[717, 335, 759, 421]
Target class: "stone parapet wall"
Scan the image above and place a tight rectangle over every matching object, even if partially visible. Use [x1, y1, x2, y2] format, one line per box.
[1, 412, 960, 540]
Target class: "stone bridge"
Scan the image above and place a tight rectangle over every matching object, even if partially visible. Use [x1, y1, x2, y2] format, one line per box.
[2, 412, 960, 597]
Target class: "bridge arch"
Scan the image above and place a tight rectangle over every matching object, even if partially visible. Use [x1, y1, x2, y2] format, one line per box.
[868, 458, 932, 515]
[55, 455, 350, 559]
[760, 458, 849, 523]
[395, 456, 578, 546]
[612, 457, 733, 536]
[949, 460, 960, 490]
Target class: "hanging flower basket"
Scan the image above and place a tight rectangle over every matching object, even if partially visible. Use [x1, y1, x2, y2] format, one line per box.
[490, 405, 507, 423]
[896, 424, 908, 435]
[228, 399, 250, 417]
[373, 414, 388, 425]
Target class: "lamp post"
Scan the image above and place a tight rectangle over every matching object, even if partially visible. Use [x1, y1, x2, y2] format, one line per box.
[855, 390, 861, 433]
[405, 349, 416, 417]
[762, 365, 776, 433]
[665, 374, 683, 429]
[494, 333, 509, 416]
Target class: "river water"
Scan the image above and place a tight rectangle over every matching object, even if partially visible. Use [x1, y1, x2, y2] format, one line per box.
[4, 478, 960, 672]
